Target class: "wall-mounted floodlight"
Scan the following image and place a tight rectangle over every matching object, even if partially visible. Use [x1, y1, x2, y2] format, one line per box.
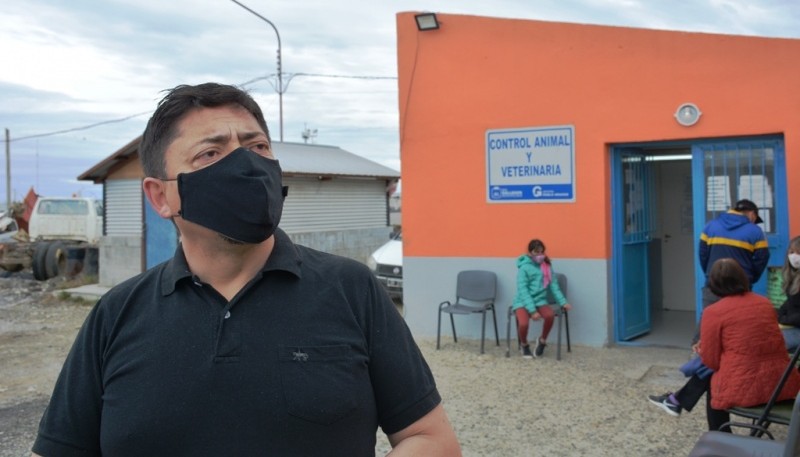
[415, 13, 439, 31]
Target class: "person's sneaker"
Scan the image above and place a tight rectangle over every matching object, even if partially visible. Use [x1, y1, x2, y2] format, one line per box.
[534, 339, 546, 358]
[648, 393, 681, 417]
[521, 345, 533, 359]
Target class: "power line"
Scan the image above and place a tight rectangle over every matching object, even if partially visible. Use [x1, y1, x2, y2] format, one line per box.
[241, 72, 396, 92]
[3, 73, 397, 144]
[241, 73, 396, 86]
[5, 111, 151, 143]
[294, 72, 396, 80]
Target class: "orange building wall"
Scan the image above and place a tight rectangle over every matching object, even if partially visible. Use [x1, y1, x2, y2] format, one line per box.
[397, 13, 800, 260]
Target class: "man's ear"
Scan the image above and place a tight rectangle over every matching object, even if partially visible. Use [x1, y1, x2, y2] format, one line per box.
[142, 177, 174, 219]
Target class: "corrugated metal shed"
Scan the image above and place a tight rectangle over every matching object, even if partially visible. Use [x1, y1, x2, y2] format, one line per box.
[280, 177, 387, 233]
[78, 137, 399, 182]
[78, 136, 398, 286]
[104, 179, 142, 235]
[274, 143, 399, 179]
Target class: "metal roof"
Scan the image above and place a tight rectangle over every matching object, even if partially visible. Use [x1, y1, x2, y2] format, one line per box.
[78, 137, 399, 182]
[77, 136, 140, 183]
[273, 142, 398, 179]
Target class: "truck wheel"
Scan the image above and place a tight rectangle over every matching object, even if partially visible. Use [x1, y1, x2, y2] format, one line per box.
[32, 242, 50, 280]
[45, 241, 68, 279]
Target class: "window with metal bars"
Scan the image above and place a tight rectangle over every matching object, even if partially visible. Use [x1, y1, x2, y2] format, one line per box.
[702, 143, 775, 233]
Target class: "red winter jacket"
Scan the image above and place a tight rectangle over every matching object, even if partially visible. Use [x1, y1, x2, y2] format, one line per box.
[700, 292, 800, 410]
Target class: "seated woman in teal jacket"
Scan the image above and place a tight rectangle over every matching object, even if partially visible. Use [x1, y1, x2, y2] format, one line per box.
[511, 239, 571, 359]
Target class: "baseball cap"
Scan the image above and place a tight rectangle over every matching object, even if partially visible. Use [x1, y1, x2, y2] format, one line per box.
[734, 199, 764, 224]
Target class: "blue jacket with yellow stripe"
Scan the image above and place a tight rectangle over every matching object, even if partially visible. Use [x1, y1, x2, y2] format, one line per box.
[698, 210, 769, 285]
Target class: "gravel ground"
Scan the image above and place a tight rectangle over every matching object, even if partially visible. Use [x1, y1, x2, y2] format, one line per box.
[0, 274, 94, 457]
[0, 277, 788, 456]
[401, 339, 710, 456]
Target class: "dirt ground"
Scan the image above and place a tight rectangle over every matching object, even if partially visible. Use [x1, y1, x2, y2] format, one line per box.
[0, 273, 94, 457]
[1, 273, 792, 456]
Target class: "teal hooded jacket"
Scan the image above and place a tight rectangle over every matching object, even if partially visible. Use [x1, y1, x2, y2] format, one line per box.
[511, 254, 567, 313]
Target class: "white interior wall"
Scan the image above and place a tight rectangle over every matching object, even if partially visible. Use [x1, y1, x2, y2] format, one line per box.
[655, 159, 695, 312]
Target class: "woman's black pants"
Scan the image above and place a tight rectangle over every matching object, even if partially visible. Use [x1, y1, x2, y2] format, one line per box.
[674, 374, 732, 432]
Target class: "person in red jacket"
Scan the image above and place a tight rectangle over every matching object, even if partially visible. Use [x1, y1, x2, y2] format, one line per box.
[648, 258, 800, 432]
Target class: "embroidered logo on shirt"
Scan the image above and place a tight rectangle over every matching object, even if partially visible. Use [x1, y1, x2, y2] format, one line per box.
[292, 350, 309, 362]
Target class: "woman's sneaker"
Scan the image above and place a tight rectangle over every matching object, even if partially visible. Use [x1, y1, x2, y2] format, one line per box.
[534, 339, 546, 358]
[521, 345, 533, 359]
[648, 393, 681, 416]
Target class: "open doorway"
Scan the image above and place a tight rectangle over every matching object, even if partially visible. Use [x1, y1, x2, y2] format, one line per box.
[611, 137, 788, 348]
[637, 151, 695, 347]
[610, 147, 696, 348]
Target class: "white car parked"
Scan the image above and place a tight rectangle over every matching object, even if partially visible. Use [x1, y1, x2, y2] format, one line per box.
[367, 231, 402, 302]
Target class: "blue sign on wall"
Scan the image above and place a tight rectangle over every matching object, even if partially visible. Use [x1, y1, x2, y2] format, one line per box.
[486, 125, 576, 203]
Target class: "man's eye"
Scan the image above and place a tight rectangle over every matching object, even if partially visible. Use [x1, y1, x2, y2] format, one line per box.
[250, 143, 271, 153]
[193, 150, 222, 167]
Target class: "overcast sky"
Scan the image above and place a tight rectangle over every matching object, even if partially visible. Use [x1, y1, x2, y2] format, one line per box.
[1, 0, 798, 205]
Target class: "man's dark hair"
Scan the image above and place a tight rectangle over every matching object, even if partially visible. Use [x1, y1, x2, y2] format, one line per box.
[707, 258, 750, 297]
[139, 82, 270, 178]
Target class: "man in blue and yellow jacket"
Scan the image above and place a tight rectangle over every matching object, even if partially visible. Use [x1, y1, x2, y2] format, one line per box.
[699, 199, 769, 308]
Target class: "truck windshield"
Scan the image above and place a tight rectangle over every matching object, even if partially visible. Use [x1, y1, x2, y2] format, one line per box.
[37, 200, 89, 215]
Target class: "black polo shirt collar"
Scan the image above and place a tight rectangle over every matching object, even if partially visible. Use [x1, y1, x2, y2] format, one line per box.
[159, 228, 303, 296]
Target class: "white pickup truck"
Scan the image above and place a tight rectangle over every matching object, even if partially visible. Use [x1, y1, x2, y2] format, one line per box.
[0, 197, 103, 280]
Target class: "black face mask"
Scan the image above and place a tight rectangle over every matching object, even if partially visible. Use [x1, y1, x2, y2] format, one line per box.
[175, 147, 288, 244]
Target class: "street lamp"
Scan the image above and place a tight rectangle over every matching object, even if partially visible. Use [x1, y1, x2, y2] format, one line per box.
[230, 0, 284, 142]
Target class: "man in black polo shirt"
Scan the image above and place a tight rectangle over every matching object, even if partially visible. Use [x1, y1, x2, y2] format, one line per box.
[32, 83, 461, 456]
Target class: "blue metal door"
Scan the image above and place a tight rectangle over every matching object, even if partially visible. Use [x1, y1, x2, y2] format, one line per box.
[691, 138, 788, 320]
[612, 148, 655, 340]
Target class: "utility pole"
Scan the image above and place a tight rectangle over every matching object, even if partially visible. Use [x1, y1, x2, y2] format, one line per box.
[4, 128, 9, 211]
[230, 0, 284, 142]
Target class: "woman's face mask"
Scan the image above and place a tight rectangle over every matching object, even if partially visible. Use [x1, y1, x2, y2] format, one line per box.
[789, 252, 800, 269]
[532, 254, 545, 264]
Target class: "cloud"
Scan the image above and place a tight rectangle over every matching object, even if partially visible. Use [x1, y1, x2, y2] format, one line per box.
[1, 0, 799, 203]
